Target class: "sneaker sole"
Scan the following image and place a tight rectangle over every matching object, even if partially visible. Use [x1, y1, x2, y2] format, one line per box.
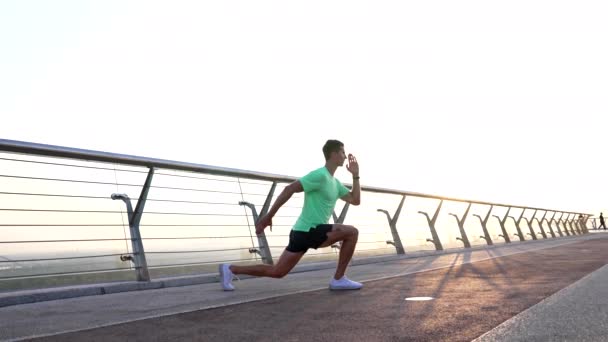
[329, 286, 362, 291]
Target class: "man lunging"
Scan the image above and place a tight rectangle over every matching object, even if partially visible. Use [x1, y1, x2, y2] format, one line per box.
[219, 139, 362, 291]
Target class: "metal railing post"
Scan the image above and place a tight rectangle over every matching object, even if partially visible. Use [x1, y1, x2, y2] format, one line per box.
[520, 209, 538, 240]
[473, 205, 494, 246]
[567, 213, 577, 235]
[532, 210, 548, 239]
[239, 182, 277, 265]
[449, 202, 472, 248]
[579, 216, 587, 234]
[560, 213, 571, 236]
[573, 216, 581, 234]
[508, 210, 527, 241]
[418, 199, 444, 251]
[521, 217, 536, 239]
[572, 214, 579, 235]
[332, 202, 351, 224]
[110, 167, 154, 282]
[492, 206, 512, 243]
[553, 212, 564, 236]
[577, 214, 588, 234]
[583, 215, 590, 233]
[377, 195, 406, 255]
[573, 215, 580, 234]
[544, 212, 557, 238]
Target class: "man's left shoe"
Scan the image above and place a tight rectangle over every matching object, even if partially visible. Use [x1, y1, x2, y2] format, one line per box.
[219, 264, 235, 291]
[329, 276, 363, 290]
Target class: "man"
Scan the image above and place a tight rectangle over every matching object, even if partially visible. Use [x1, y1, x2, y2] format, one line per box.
[219, 139, 362, 291]
[600, 212, 606, 230]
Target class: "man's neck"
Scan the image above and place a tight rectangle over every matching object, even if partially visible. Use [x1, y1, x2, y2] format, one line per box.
[324, 162, 338, 176]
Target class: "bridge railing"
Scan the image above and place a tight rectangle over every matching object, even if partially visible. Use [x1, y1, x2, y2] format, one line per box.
[0, 139, 594, 292]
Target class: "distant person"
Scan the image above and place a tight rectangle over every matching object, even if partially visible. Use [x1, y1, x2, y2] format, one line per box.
[219, 139, 363, 291]
[600, 212, 606, 230]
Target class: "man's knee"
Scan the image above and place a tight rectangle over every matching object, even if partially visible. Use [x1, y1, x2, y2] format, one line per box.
[269, 267, 290, 278]
[339, 225, 358, 239]
[270, 270, 288, 279]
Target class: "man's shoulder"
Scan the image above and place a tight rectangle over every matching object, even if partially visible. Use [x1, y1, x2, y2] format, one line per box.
[302, 166, 327, 177]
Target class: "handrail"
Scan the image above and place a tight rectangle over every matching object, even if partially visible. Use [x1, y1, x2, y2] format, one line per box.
[0, 138, 593, 215]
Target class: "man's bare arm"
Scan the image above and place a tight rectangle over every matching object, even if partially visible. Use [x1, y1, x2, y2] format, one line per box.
[341, 178, 360, 205]
[255, 181, 303, 234]
[342, 153, 361, 205]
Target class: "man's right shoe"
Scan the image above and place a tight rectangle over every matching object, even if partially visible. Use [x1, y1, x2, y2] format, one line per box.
[329, 276, 363, 290]
[219, 264, 235, 291]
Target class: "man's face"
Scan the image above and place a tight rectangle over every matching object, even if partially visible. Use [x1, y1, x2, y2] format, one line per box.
[333, 146, 347, 166]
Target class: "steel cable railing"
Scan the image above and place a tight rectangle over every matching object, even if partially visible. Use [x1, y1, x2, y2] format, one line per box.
[0, 139, 596, 293]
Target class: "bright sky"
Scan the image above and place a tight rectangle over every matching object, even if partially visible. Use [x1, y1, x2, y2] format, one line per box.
[1, 1, 606, 215]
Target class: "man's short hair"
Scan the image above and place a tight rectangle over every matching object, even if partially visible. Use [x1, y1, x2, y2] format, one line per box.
[323, 140, 344, 160]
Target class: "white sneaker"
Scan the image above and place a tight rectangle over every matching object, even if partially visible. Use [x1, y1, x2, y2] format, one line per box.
[329, 276, 363, 290]
[219, 264, 235, 291]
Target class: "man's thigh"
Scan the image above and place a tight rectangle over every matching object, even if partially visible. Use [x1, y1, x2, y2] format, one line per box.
[318, 224, 357, 248]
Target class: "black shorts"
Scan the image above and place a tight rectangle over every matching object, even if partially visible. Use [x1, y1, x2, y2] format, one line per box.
[286, 224, 333, 253]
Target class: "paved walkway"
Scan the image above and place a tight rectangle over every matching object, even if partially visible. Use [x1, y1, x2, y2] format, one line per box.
[1, 233, 606, 341]
[475, 254, 608, 341]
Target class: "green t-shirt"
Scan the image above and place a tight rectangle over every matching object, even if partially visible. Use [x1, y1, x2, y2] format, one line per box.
[292, 166, 350, 232]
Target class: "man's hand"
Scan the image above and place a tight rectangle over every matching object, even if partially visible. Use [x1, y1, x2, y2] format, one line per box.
[255, 214, 273, 235]
[346, 153, 359, 177]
